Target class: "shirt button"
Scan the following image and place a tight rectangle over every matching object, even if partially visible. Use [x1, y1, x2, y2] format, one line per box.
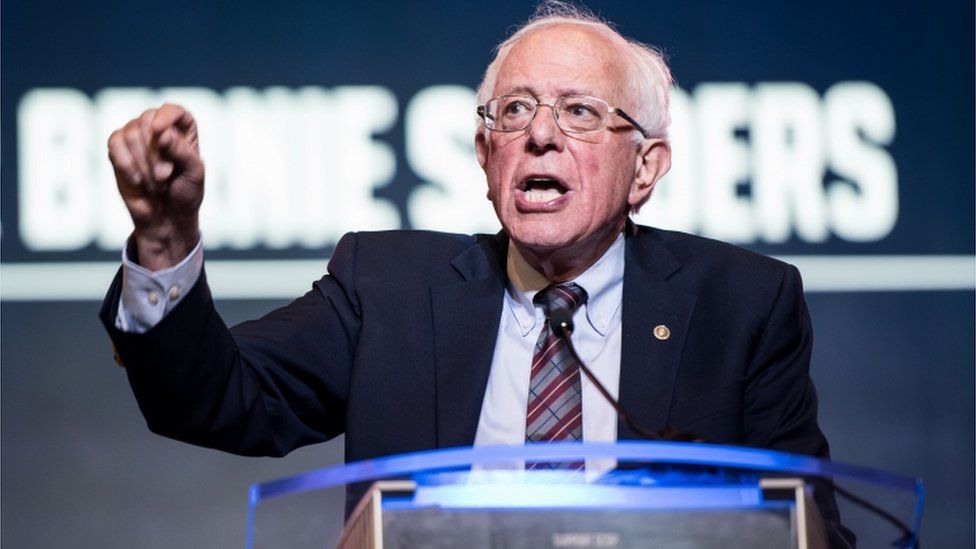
[147, 291, 160, 305]
[168, 285, 182, 300]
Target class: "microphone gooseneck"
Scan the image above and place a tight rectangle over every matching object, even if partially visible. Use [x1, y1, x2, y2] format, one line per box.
[553, 307, 918, 546]
[549, 307, 704, 443]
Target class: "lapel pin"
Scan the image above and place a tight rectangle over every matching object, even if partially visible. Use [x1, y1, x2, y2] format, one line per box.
[653, 324, 671, 341]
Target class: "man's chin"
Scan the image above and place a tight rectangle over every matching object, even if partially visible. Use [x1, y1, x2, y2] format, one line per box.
[507, 229, 577, 257]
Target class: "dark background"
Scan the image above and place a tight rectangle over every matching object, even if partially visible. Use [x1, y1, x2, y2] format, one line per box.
[2, 1, 973, 547]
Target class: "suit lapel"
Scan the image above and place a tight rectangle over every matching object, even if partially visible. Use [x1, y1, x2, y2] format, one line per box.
[431, 235, 507, 449]
[618, 229, 697, 440]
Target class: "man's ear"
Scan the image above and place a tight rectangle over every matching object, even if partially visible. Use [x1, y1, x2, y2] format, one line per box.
[629, 138, 671, 209]
[475, 131, 489, 170]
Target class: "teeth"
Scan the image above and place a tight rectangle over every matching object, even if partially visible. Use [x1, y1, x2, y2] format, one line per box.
[524, 188, 563, 202]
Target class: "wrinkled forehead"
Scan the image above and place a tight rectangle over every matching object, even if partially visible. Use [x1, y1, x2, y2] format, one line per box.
[494, 24, 630, 103]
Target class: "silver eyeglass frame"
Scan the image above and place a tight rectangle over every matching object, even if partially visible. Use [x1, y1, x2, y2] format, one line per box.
[477, 94, 651, 138]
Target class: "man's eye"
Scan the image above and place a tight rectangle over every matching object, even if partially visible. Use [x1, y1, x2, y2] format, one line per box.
[564, 102, 599, 119]
[503, 101, 533, 116]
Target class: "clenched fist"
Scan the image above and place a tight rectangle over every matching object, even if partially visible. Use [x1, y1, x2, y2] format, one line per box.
[107, 103, 204, 271]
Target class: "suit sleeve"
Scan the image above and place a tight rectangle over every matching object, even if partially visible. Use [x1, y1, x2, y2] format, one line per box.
[742, 264, 855, 548]
[99, 233, 363, 457]
[741, 264, 824, 454]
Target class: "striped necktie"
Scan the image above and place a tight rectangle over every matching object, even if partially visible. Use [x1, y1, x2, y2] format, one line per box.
[526, 283, 587, 450]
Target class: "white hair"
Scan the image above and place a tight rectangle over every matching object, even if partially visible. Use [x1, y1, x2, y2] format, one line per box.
[475, 1, 673, 143]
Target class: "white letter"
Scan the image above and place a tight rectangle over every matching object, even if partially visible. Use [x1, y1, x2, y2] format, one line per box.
[752, 83, 828, 243]
[824, 82, 898, 241]
[18, 89, 94, 250]
[328, 86, 400, 232]
[291, 86, 343, 248]
[222, 87, 303, 249]
[696, 83, 754, 242]
[405, 86, 498, 233]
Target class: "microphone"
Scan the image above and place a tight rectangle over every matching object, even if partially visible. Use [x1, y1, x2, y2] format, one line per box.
[548, 306, 575, 335]
[549, 307, 705, 443]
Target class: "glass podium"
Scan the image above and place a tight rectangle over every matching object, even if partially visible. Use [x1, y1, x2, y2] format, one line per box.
[246, 442, 923, 548]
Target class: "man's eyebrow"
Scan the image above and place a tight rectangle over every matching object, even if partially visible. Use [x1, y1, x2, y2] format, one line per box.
[558, 88, 596, 97]
[499, 85, 599, 98]
[502, 85, 538, 96]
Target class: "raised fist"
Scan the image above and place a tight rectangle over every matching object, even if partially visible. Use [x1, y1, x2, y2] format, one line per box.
[107, 103, 204, 270]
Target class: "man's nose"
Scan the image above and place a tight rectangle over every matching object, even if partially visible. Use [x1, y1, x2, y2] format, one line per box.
[525, 103, 565, 152]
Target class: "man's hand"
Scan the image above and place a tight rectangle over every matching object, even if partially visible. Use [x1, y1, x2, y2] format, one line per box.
[107, 103, 204, 271]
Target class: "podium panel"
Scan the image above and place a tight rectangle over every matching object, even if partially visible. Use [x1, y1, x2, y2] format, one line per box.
[340, 479, 807, 549]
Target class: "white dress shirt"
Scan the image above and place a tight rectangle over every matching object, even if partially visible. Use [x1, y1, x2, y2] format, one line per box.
[474, 234, 624, 475]
[116, 238, 203, 333]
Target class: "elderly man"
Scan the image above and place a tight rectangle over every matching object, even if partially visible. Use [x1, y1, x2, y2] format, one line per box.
[103, 5, 851, 546]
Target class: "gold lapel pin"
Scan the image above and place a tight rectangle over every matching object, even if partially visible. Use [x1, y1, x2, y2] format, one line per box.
[653, 324, 671, 341]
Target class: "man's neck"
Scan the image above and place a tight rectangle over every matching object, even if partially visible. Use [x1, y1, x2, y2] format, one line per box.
[507, 229, 625, 290]
[507, 244, 551, 294]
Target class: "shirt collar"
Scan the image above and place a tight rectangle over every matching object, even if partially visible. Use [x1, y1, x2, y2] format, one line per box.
[504, 233, 625, 337]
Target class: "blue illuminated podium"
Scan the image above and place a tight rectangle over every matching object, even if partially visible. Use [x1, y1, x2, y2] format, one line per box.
[246, 442, 922, 548]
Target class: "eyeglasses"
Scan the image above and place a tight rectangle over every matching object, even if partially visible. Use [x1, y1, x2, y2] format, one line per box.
[477, 94, 651, 138]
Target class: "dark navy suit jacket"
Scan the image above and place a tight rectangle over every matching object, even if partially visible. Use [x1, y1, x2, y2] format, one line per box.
[100, 224, 851, 545]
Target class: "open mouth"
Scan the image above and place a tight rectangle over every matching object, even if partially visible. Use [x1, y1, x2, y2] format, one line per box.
[520, 177, 568, 203]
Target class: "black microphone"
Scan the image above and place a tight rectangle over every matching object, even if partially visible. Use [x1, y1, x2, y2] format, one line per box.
[548, 306, 575, 335]
[549, 307, 705, 443]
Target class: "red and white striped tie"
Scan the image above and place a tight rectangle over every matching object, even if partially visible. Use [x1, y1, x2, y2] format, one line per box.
[526, 283, 587, 468]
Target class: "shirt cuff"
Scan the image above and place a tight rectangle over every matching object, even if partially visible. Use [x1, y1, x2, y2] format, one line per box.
[115, 237, 204, 334]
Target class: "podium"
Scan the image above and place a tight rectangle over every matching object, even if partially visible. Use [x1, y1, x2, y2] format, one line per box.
[246, 442, 923, 548]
